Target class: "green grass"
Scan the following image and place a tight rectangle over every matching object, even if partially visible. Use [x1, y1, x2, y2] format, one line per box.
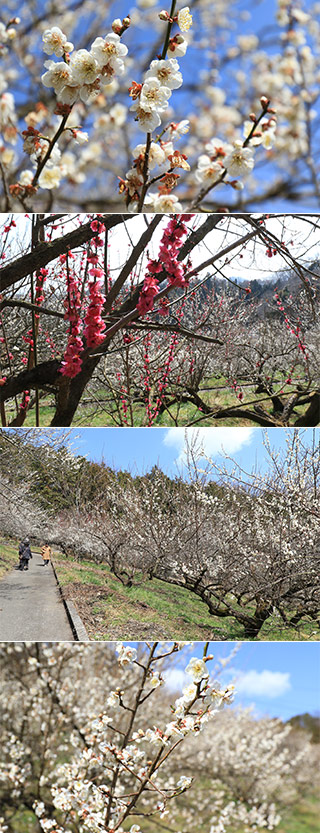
[48, 550, 320, 642]
[1, 539, 318, 641]
[277, 792, 320, 833]
[4, 371, 311, 427]
[134, 789, 320, 833]
[0, 536, 20, 578]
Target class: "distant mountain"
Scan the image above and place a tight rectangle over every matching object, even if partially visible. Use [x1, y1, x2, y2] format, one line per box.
[287, 713, 320, 743]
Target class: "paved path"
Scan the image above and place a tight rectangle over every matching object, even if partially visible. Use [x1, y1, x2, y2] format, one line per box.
[0, 553, 74, 641]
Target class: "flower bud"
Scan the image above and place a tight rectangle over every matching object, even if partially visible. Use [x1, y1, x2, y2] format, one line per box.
[112, 18, 122, 33]
[229, 180, 244, 190]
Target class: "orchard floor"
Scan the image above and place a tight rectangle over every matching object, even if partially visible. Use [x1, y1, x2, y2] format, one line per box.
[52, 551, 320, 642]
[1, 540, 319, 642]
[5, 374, 313, 428]
[0, 542, 74, 641]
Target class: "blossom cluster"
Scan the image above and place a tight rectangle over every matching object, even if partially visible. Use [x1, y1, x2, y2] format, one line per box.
[41, 25, 128, 106]
[137, 214, 193, 315]
[60, 220, 106, 377]
[60, 257, 84, 377]
[0, 642, 315, 833]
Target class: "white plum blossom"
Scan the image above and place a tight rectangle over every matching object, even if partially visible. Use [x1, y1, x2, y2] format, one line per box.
[116, 643, 137, 666]
[149, 672, 163, 688]
[177, 7, 193, 32]
[69, 50, 99, 85]
[195, 155, 224, 184]
[145, 726, 169, 745]
[41, 61, 76, 95]
[72, 130, 89, 144]
[145, 58, 183, 90]
[130, 103, 162, 132]
[57, 84, 80, 105]
[167, 34, 188, 58]
[108, 102, 127, 126]
[185, 657, 209, 683]
[205, 136, 232, 156]
[140, 77, 172, 112]
[38, 165, 62, 189]
[133, 142, 166, 168]
[0, 92, 17, 141]
[182, 682, 198, 702]
[223, 140, 255, 176]
[107, 690, 121, 707]
[151, 193, 183, 211]
[243, 119, 277, 148]
[177, 775, 193, 789]
[91, 34, 128, 75]
[42, 27, 74, 57]
[169, 119, 190, 136]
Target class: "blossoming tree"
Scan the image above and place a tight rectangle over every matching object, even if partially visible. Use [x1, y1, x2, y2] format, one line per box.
[1, 212, 319, 427]
[0, 0, 319, 212]
[0, 641, 316, 833]
[1, 427, 319, 639]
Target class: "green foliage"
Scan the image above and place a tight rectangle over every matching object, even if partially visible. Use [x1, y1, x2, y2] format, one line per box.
[288, 714, 320, 744]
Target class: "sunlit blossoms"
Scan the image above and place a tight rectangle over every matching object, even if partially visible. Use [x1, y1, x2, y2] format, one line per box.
[42, 26, 74, 57]
[136, 215, 193, 315]
[145, 58, 183, 89]
[0, 0, 318, 210]
[224, 141, 255, 177]
[41, 30, 128, 108]
[0, 642, 315, 833]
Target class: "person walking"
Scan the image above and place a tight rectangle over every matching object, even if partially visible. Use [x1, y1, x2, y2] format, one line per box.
[41, 544, 52, 566]
[19, 539, 32, 571]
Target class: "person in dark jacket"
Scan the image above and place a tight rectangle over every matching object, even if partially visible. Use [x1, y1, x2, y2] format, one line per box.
[19, 539, 32, 570]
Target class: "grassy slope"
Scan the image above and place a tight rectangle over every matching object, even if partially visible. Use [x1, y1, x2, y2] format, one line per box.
[50, 551, 319, 642]
[0, 537, 20, 578]
[277, 792, 320, 833]
[1, 540, 318, 640]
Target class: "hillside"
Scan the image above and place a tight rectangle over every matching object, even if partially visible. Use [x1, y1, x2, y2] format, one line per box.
[2, 538, 317, 643]
[1, 432, 319, 642]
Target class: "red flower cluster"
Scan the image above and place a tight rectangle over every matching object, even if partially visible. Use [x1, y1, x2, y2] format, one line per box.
[83, 269, 106, 347]
[136, 215, 194, 317]
[60, 263, 84, 378]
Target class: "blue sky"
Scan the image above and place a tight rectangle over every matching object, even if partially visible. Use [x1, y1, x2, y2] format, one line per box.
[72, 426, 318, 479]
[124, 641, 320, 720]
[1, 0, 317, 212]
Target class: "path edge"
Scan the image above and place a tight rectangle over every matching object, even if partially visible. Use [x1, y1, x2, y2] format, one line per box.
[51, 559, 90, 642]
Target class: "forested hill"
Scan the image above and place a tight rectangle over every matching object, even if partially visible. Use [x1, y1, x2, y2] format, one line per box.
[191, 258, 320, 307]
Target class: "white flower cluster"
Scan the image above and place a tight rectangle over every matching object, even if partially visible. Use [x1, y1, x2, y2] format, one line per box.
[41, 26, 128, 105]
[195, 135, 256, 188]
[131, 56, 184, 133]
[116, 642, 137, 666]
[123, 43, 189, 207]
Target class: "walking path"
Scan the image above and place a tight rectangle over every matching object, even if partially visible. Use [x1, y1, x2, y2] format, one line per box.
[0, 552, 74, 641]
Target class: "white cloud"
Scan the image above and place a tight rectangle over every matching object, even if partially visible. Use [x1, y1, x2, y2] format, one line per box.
[163, 427, 255, 463]
[236, 669, 291, 698]
[164, 668, 187, 692]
